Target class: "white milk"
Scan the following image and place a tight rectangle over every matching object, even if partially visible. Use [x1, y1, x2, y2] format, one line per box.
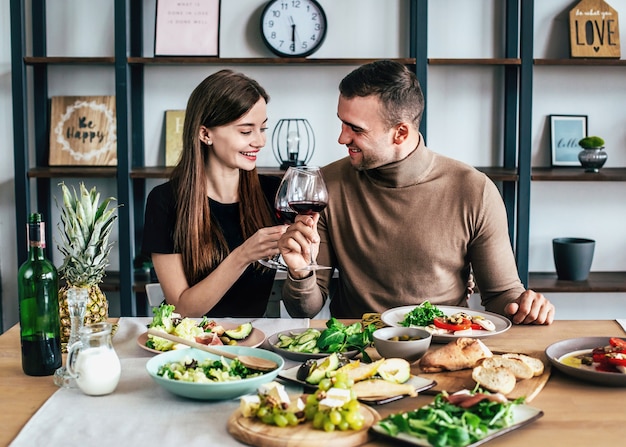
[74, 347, 121, 396]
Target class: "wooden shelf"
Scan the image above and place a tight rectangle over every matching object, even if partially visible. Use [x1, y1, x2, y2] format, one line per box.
[127, 57, 416, 66]
[130, 166, 285, 179]
[24, 56, 115, 65]
[534, 58, 626, 66]
[531, 167, 626, 181]
[429, 58, 521, 65]
[529, 272, 626, 293]
[475, 167, 518, 182]
[130, 166, 516, 181]
[28, 166, 117, 178]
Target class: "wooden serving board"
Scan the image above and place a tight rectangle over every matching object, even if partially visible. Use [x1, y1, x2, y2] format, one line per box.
[415, 350, 551, 403]
[227, 405, 380, 447]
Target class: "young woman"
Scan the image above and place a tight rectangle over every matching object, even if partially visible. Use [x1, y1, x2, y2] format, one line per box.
[142, 70, 285, 317]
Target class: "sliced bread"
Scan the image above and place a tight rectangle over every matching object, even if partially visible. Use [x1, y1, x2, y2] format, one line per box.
[502, 353, 545, 376]
[479, 355, 534, 380]
[471, 365, 516, 395]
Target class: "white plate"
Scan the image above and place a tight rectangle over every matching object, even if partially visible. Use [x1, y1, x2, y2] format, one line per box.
[278, 364, 437, 405]
[380, 305, 512, 343]
[370, 402, 543, 446]
[545, 336, 626, 387]
[137, 322, 266, 354]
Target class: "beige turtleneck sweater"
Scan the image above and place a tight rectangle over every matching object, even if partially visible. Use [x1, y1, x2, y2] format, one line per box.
[282, 138, 525, 318]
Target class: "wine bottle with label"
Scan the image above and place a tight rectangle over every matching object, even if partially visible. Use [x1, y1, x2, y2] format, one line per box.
[18, 213, 62, 376]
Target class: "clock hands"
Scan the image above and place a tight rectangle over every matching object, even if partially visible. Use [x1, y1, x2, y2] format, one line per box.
[289, 16, 296, 44]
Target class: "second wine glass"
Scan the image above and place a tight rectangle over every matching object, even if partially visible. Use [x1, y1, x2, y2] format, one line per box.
[258, 167, 297, 270]
[287, 166, 331, 271]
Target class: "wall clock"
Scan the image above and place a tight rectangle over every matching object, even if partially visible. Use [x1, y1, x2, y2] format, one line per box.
[260, 0, 327, 58]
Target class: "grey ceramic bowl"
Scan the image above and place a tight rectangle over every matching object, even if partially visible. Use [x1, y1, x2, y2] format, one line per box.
[373, 327, 432, 363]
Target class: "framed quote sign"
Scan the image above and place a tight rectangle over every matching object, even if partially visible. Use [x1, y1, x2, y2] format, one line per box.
[49, 96, 117, 166]
[550, 115, 587, 167]
[154, 0, 220, 56]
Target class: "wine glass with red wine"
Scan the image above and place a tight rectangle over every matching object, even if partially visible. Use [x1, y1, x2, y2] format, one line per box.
[287, 166, 332, 271]
[258, 167, 297, 270]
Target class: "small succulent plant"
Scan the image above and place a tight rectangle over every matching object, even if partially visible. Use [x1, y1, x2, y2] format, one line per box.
[578, 136, 605, 149]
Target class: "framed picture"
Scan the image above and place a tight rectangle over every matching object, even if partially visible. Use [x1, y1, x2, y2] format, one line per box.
[154, 0, 220, 56]
[550, 115, 587, 166]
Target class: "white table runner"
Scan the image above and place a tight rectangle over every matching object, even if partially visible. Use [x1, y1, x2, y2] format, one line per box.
[10, 317, 311, 447]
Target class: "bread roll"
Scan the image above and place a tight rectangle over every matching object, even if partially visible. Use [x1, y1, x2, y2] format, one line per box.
[479, 355, 534, 380]
[472, 365, 516, 394]
[502, 353, 545, 376]
[418, 337, 493, 372]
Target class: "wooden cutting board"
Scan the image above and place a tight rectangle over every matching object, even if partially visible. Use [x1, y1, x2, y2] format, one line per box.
[415, 350, 551, 402]
[227, 405, 380, 447]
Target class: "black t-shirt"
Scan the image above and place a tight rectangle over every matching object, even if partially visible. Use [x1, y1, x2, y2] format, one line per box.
[141, 175, 281, 317]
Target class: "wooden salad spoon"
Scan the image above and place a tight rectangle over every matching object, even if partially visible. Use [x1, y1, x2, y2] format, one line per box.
[146, 328, 278, 372]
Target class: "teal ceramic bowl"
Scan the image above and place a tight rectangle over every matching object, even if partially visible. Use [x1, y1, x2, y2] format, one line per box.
[146, 346, 284, 400]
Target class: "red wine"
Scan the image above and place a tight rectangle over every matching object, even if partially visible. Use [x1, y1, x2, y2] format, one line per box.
[21, 336, 62, 376]
[275, 208, 297, 224]
[288, 200, 328, 215]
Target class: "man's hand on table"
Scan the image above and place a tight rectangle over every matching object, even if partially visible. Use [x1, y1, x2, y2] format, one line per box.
[505, 290, 555, 325]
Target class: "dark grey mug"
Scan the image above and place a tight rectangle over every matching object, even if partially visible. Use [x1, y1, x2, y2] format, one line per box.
[552, 237, 595, 281]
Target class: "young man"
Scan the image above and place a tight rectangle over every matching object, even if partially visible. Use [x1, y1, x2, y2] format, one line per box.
[278, 60, 554, 325]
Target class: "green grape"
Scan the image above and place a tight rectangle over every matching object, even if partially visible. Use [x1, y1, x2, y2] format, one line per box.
[306, 394, 318, 405]
[346, 399, 360, 412]
[256, 406, 268, 418]
[261, 413, 274, 425]
[273, 414, 288, 427]
[318, 378, 332, 391]
[328, 410, 342, 425]
[305, 406, 317, 420]
[286, 412, 299, 426]
[349, 418, 364, 431]
[323, 420, 336, 432]
[338, 420, 350, 431]
[344, 409, 360, 425]
[312, 412, 325, 429]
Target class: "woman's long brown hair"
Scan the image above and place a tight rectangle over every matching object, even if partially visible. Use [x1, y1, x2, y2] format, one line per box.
[170, 70, 275, 285]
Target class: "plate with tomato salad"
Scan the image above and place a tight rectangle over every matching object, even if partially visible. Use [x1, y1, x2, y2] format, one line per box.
[380, 305, 512, 343]
[546, 336, 626, 387]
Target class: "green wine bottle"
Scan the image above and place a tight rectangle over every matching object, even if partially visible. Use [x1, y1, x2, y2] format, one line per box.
[18, 213, 62, 376]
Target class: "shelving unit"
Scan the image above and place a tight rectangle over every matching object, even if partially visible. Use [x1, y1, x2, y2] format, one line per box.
[11, 0, 623, 318]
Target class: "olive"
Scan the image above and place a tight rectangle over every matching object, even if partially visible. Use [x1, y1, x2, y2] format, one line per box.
[296, 359, 317, 381]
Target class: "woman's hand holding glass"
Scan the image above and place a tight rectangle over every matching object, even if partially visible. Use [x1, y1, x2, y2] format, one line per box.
[258, 167, 297, 270]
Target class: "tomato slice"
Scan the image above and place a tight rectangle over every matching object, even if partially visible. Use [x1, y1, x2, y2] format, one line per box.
[433, 317, 471, 331]
[609, 337, 626, 349]
[470, 323, 484, 330]
[607, 355, 626, 367]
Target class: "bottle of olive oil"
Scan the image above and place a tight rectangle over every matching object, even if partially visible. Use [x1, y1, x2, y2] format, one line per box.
[18, 213, 62, 376]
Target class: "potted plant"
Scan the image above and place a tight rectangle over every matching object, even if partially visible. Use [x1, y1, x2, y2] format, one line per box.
[577, 135, 607, 172]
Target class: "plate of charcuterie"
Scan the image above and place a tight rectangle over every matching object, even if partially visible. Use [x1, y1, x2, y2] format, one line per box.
[137, 322, 266, 354]
[381, 304, 511, 343]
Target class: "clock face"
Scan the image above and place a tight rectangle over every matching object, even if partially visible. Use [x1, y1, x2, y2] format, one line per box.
[260, 0, 327, 57]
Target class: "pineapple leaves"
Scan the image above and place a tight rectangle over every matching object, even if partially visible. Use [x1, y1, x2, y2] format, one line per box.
[55, 182, 121, 286]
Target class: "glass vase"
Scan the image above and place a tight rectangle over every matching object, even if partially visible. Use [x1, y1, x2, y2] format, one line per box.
[53, 287, 88, 388]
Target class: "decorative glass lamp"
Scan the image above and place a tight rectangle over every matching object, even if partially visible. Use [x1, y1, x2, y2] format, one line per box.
[272, 118, 315, 170]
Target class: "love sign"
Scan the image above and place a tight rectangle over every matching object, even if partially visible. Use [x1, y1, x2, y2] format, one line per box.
[569, 0, 621, 58]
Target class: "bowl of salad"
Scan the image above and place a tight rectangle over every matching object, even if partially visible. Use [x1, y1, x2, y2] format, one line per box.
[146, 347, 284, 400]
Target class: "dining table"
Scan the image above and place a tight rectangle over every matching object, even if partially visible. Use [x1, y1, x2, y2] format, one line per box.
[1, 317, 625, 447]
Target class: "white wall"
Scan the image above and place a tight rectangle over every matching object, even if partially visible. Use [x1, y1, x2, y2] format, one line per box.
[2, 0, 625, 330]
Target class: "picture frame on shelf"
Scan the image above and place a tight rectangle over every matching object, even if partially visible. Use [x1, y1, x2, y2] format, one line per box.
[550, 115, 588, 167]
[49, 96, 117, 166]
[154, 0, 220, 57]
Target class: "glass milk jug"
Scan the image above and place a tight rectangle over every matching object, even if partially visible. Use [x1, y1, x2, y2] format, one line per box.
[67, 322, 121, 396]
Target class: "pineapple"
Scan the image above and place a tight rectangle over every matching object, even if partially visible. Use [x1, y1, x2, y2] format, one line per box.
[56, 182, 119, 350]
